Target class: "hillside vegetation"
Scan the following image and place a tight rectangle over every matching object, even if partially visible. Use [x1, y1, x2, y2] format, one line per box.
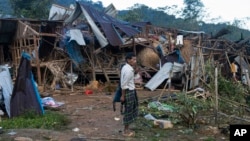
[1, 0, 250, 41]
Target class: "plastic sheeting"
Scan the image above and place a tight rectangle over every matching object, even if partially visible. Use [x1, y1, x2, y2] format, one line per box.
[68, 29, 86, 46]
[10, 52, 44, 117]
[0, 65, 13, 117]
[65, 40, 86, 65]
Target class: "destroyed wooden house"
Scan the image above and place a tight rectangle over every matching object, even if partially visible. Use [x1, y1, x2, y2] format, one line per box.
[0, 19, 64, 86]
[1, 2, 250, 94]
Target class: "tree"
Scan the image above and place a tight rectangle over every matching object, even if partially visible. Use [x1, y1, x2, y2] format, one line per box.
[181, 0, 205, 30]
[118, 4, 147, 22]
[182, 0, 205, 21]
[0, 0, 12, 15]
[9, 0, 54, 19]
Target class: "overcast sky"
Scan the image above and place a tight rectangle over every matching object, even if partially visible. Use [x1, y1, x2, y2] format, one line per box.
[92, 0, 250, 30]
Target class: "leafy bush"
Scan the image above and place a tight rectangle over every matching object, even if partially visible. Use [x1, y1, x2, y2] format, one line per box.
[218, 77, 246, 103]
[174, 94, 212, 128]
[1, 110, 70, 130]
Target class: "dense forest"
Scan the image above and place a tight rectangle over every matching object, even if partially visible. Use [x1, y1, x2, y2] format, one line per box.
[1, 0, 250, 41]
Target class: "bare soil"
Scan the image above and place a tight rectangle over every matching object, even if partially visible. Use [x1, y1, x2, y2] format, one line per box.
[0, 90, 229, 141]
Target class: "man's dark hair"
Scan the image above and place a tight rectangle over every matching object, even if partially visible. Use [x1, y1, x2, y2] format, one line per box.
[125, 52, 136, 61]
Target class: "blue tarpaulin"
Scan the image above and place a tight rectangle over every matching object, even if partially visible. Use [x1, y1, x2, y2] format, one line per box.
[10, 52, 44, 117]
[65, 40, 86, 65]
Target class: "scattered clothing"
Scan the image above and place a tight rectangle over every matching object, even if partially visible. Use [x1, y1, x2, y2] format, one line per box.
[42, 97, 64, 108]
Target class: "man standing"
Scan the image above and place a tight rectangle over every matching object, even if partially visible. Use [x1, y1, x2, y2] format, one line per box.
[120, 52, 138, 137]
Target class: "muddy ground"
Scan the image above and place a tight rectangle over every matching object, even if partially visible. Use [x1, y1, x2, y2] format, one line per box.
[0, 89, 229, 141]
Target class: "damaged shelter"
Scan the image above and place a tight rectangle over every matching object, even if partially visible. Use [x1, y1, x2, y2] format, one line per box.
[1, 1, 250, 96]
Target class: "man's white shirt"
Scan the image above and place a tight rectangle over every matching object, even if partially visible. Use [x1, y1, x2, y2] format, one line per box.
[120, 63, 135, 90]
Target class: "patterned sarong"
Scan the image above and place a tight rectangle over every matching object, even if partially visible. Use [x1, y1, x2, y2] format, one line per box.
[123, 90, 138, 125]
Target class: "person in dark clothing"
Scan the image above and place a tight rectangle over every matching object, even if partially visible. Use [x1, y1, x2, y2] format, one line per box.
[120, 52, 138, 137]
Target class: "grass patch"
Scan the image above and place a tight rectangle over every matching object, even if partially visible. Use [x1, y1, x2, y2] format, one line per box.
[1, 110, 70, 130]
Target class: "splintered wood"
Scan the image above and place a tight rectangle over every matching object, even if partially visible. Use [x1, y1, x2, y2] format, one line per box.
[45, 59, 69, 89]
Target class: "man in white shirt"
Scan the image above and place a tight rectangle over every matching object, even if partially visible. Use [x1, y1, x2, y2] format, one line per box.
[120, 52, 138, 137]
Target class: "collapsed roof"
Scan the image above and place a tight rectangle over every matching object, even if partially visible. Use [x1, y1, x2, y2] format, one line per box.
[64, 2, 140, 47]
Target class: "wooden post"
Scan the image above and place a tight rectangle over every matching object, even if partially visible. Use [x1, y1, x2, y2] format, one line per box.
[168, 69, 173, 96]
[91, 38, 96, 81]
[157, 80, 168, 102]
[33, 35, 42, 85]
[198, 35, 205, 79]
[96, 57, 110, 82]
[0, 45, 4, 64]
[239, 53, 242, 80]
[245, 69, 250, 88]
[193, 55, 199, 88]
[225, 52, 231, 66]
[157, 66, 173, 102]
[215, 67, 218, 125]
[71, 61, 74, 92]
[133, 37, 136, 55]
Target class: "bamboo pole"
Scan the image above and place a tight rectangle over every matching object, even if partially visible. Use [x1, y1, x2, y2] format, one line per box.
[71, 61, 74, 92]
[133, 36, 136, 55]
[240, 52, 242, 81]
[215, 67, 218, 125]
[90, 38, 96, 81]
[157, 66, 173, 101]
[198, 35, 205, 79]
[33, 35, 42, 85]
[192, 55, 199, 88]
[225, 52, 231, 69]
[157, 80, 168, 102]
[18, 20, 39, 36]
[245, 69, 250, 88]
[168, 69, 173, 96]
[96, 57, 110, 82]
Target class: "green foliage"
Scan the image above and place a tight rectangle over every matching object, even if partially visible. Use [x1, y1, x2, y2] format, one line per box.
[117, 3, 250, 40]
[133, 116, 172, 140]
[9, 0, 54, 19]
[204, 60, 249, 117]
[118, 10, 142, 22]
[139, 95, 213, 129]
[0, 0, 12, 15]
[182, 0, 205, 21]
[139, 104, 169, 120]
[204, 60, 246, 103]
[218, 78, 244, 101]
[203, 137, 216, 141]
[5, 0, 250, 39]
[174, 94, 212, 128]
[118, 4, 149, 22]
[1, 110, 70, 130]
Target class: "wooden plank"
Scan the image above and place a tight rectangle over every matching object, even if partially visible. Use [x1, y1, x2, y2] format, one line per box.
[107, 57, 114, 68]
[39, 33, 58, 37]
[18, 20, 39, 36]
[33, 35, 42, 85]
[96, 57, 110, 82]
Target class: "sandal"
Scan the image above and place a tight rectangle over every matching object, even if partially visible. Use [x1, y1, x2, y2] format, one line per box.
[123, 131, 135, 137]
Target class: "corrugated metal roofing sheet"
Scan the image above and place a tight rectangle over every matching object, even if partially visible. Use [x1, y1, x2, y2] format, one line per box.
[79, 2, 140, 46]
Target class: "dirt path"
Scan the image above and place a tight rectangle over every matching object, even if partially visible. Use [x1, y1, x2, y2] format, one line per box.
[0, 90, 229, 141]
